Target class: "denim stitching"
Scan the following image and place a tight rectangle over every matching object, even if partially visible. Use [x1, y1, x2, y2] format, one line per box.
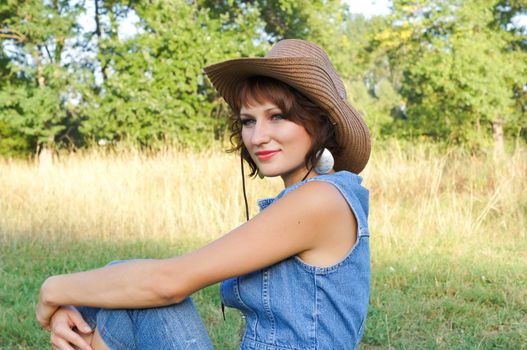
[313, 273, 319, 350]
[293, 236, 369, 275]
[234, 277, 259, 338]
[262, 268, 276, 343]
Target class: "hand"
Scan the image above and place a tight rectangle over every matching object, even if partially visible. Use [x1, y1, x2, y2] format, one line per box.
[49, 306, 94, 350]
[36, 298, 59, 331]
[36, 276, 61, 330]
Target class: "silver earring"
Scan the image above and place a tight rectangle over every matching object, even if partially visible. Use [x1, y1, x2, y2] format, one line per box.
[315, 148, 334, 174]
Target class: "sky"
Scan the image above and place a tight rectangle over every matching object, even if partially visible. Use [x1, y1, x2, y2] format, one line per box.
[77, 1, 395, 42]
[346, 0, 527, 28]
[78, 0, 524, 38]
[345, 0, 392, 17]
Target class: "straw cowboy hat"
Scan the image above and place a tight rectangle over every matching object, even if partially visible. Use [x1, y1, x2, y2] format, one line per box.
[203, 39, 371, 174]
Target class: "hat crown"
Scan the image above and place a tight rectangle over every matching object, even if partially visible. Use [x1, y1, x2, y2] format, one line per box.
[266, 39, 347, 99]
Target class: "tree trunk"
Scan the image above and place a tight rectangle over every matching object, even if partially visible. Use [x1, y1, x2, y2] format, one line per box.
[33, 48, 54, 168]
[52, 0, 64, 64]
[95, 0, 108, 82]
[37, 142, 54, 171]
[492, 120, 504, 154]
[34, 48, 46, 88]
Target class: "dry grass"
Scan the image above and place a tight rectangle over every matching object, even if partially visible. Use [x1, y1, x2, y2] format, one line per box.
[1, 142, 525, 245]
[0, 147, 281, 242]
[364, 142, 526, 260]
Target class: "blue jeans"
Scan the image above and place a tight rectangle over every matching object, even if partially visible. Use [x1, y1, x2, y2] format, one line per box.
[77, 260, 214, 350]
[77, 298, 214, 350]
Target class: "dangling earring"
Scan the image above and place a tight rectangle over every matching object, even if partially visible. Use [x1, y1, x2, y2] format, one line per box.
[315, 148, 334, 174]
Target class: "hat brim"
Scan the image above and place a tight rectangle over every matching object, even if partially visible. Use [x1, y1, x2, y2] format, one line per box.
[204, 57, 371, 174]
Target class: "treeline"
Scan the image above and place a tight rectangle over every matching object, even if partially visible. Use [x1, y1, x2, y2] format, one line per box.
[0, 0, 526, 158]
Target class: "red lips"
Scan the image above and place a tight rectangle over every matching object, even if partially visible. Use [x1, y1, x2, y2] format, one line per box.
[255, 150, 280, 160]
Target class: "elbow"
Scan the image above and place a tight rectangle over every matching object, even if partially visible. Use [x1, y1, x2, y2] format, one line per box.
[153, 284, 187, 304]
[154, 283, 189, 305]
[151, 266, 191, 305]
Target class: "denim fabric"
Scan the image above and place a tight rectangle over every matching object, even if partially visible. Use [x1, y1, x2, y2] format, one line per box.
[77, 260, 214, 350]
[221, 171, 371, 350]
[78, 298, 213, 350]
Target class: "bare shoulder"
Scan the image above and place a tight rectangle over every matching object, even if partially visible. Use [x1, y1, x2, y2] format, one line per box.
[278, 179, 351, 218]
[279, 179, 358, 267]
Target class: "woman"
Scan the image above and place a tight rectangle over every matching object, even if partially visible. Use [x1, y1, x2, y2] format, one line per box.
[37, 39, 371, 350]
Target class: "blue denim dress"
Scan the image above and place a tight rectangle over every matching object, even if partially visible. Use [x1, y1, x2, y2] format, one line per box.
[77, 171, 369, 350]
[221, 171, 371, 350]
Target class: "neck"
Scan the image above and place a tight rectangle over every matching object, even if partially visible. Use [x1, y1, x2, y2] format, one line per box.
[281, 168, 337, 188]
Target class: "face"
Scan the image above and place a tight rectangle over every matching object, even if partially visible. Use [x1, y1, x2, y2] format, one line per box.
[240, 100, 313, 187]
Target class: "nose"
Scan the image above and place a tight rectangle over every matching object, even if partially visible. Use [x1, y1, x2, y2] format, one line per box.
[249, 120, 271, 146]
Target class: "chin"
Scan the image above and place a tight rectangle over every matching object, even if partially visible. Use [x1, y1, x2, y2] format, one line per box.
[257, 165, 287, 178]
[258, 170, 281, 178]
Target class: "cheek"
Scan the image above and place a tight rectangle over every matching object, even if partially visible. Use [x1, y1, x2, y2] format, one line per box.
[284, 124, 312, 149]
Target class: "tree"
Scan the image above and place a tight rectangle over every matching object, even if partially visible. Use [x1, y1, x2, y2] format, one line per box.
[198, 0, 352, 76]
[376, 0, 527, 147]
[79, 0, 266, 147]
[0, 0, 81, 158]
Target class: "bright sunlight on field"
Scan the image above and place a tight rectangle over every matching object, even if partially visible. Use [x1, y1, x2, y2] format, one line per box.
[1, 142, 526, 349]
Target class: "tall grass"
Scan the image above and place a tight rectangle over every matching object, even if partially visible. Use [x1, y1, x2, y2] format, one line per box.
[1, 142, 524, 243]
[0, 147, 281, 242]
[368, 141, 526, 246]
[1, 142, 526, 349]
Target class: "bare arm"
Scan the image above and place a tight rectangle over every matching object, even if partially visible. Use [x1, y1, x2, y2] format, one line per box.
[38, 181, 352, 322]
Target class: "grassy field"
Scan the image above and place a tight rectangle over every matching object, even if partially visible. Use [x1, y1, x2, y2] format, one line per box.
[1, 142, 526, 349]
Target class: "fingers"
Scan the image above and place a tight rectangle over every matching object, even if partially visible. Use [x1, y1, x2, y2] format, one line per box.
[51, 332, 76, 350]
[50, 313, 93, 350]
[50, 328, 93, 350]
[69, 308, 92, 334]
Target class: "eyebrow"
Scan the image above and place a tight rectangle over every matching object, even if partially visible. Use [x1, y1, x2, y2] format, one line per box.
[240, 107, 282, 118]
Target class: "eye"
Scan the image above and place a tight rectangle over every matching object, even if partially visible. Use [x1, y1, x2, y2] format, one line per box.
[271, 113, 287, 120]
[240, 118, 255, 127]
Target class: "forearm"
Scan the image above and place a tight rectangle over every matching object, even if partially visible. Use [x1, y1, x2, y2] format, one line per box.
[40, 259, 186, 309]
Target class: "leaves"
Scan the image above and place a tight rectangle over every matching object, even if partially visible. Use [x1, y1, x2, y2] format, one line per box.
[0, 0, 526, 156]
[377, 0, 527, 145]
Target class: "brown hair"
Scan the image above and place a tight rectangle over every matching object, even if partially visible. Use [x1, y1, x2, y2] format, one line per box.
[228, 76, 341, 177]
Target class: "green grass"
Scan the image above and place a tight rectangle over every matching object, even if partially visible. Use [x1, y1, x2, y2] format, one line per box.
[1, 233, 525, 349]
[1, 144, 526, 348]
[364, 236, 527, 349]
[0, 236, 243, 349]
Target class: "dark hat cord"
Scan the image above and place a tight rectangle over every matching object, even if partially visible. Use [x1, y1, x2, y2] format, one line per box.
[222, 156, 250, 321]
[240, 156, 312, 223]
[240, 155, 250, 222]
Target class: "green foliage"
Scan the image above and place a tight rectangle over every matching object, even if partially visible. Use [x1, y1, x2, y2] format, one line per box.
[1, 0, 526, 157]
[375, 0, 527, 145]
[0, 119, 32, 157]
[0, 0, 81, 154]
[348, 79, 401, 140]
[80, 0, 265, 148]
